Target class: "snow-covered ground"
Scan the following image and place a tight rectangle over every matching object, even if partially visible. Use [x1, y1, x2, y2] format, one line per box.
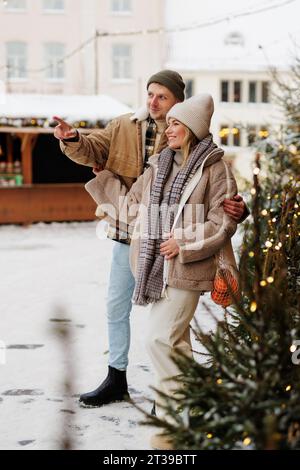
[0, 222, 240, 450]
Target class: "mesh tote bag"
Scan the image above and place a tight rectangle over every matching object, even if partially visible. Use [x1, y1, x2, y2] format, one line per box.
[211, 240, 239, 308]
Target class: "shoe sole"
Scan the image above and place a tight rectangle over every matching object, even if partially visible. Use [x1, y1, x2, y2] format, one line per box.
[78, 396, 130, 409]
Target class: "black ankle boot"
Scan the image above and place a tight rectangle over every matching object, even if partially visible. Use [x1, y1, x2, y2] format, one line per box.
[79, 366, 129, 407]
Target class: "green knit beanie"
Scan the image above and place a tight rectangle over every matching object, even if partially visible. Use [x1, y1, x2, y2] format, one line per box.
[147, 70, 185, 102]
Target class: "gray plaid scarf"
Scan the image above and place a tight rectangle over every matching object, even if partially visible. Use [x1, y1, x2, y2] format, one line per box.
[133, 134, 217, 305]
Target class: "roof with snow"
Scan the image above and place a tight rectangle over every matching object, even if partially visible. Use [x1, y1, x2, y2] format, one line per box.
[0, 93, 132, 123]
[165, 0, 300, 72]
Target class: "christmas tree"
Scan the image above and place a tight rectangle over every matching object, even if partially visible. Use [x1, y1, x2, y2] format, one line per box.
[143, 59, 300, 450]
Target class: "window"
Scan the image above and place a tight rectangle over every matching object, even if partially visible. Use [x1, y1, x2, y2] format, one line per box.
[249, 81, 257, 103]
[219, 125, 241, 146]
[112, 44, 132, 79]
[220, 80, 242, 103]
[111, 0, 131, 13]
[248, 125, 256, 145]
[232, 127, 241, 146]
[247, 125, 269, 146]
[185, 79, 194, 99]
[44, 43, 65, 80]
[262, 81, 269, 103]
[42, 0, 64, 12]
[6, 42, 27, 79]
[248, 81, 270, 103]
[258, 126, 269, 139]
[224, 31, 244, 46]
[4, 0, 26, 10]
[219, 125, 230, 146]
[221, 80, 229, 102]
[233, 81, 242, 102]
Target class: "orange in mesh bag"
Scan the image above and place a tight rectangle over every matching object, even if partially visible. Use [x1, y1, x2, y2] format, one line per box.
[211, 241, 239, 308]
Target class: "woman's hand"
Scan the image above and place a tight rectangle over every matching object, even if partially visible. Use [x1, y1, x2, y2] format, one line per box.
[160, 234, 180, 260]
[92, 166, 104, 175]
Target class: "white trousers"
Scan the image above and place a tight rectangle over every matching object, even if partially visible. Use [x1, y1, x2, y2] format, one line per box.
[146, 287, 201, 420]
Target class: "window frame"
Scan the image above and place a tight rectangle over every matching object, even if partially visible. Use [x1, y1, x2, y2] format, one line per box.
[42, 0, 65, 14]
[233, 80, 242, 103]
[261, 81, 270, 103]
[219, 125, 242, 147]
[112, 43, 133, 81]
[185, 79, 194, 99]
[44, 42, 66, 81]
[248, 81, 257, 103]
[3, 0, 27, 12]
[6, 41, 28, 81]
[110, 0, 132, 15]
[220, 80, 229, 103]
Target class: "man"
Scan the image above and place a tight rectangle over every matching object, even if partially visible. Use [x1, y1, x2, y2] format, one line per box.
[54, 70, 247, 407]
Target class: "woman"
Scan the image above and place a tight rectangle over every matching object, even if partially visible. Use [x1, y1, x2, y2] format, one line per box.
[86, 94, 238, 449]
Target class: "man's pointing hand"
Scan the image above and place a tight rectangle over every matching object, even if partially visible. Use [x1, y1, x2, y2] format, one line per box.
[53, 116, 78, 140]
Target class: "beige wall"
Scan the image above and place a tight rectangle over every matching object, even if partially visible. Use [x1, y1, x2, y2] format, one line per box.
[0, 0, 166, 107]
[94, 0, 166, 108]
[0, 0, 83, 95]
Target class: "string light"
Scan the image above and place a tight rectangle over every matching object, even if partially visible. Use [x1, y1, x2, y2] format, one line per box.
[253, 167, 260, 175]
[248, 251, 255, 258]
[260, 280, 267, 287]
[290, 345, 297, 353]
[258, 130, 269, 138]
[285, 385, 292, 392]
[265, 241, 272, 248]
[243, 437, 252, 446]
[289, 145, 297, 154]
[206, 433, 213, 439]
[250, 302, 257, 312]
[267, 276, 274, 283]
[261, 210, 268, 216]
[217, 379, 223, 385]
[251, 188, 256, 195]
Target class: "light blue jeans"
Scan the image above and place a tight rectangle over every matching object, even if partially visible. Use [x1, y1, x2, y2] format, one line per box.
[106, 241, 136, 371]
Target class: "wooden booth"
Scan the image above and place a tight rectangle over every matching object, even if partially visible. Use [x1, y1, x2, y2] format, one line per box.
[0, 127, 98, 224]
[0, 94, 131, 224]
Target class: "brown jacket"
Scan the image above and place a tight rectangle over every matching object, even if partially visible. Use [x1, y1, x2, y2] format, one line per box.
[85, 150, 238, 292]
[60, 108, 168, 190]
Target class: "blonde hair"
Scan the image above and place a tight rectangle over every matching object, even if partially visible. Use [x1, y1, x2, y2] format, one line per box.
[181, 125, 199, 166]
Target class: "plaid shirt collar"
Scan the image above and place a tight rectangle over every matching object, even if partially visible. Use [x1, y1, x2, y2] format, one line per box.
[144, 117, 157, 168]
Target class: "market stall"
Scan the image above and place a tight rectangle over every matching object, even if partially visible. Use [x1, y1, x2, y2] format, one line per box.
[0, 94, 131, 224]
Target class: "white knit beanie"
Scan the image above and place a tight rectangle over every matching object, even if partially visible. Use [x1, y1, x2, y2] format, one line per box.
[166, 93, 214, 140]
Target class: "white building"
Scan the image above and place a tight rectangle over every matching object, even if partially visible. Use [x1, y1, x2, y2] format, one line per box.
[165, 0, 300, 179]
[0, 0, 165, 108]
